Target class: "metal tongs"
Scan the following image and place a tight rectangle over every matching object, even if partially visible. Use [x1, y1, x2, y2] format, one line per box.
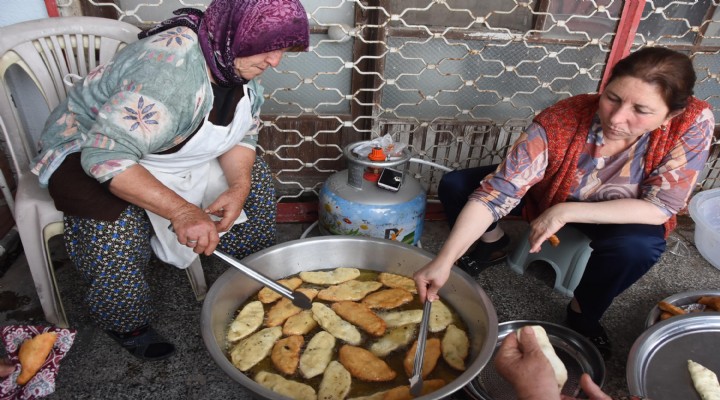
[409, 299, 433, 397]
[213, 249, 312, 310]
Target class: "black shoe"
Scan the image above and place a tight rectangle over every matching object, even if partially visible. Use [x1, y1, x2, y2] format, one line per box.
[565, 304, 613, 360]
[106, 325, 176, 361]
[457, 234, 510, 275]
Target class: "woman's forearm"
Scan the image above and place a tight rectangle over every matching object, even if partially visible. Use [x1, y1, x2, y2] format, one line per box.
[108, 164, 194, 219]
[556, 199, 670, 226]
[435, 201, 496, 266]
[217, 145, 256, 190]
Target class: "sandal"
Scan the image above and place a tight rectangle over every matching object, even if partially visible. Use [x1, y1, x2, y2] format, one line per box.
[106, 325, 176, 361]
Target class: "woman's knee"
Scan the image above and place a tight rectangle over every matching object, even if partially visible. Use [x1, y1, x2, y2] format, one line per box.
[439, 165, 498, 200]
[438, 170, 476, 209]
[64, 207, 152, 272]
[249, 157, 275, 199]
[251, 156, 272, 181]
[592, 233, 666, 267]
[438, 170, 466, 195]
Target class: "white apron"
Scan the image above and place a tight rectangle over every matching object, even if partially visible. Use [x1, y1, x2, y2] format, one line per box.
[139, 84, 255, 269]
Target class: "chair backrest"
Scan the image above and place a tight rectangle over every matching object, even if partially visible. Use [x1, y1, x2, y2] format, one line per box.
[0, 16, 140, 177]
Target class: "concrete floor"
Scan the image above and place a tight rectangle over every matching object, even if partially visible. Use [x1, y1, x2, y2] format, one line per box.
[1, 215, 720, 399]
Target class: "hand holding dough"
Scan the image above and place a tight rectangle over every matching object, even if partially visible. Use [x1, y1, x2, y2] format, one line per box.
[688, 360, 720, 400]
[17, 332, 58, 385]
[516, 326, 568, 390]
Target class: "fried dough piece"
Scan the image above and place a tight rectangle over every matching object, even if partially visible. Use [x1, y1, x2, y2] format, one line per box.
[370, 324, 416, 357]
[338, 345, 397, 382]
[332, 301, 387, 337]
[266, 298, 303, 327]
[317, 280, 383, 302]
[255, 371, 317, 400]
[378, 272, 417, 294]
[658, 301, 686, 316]
[403, 338, 441, 378]
[283, 310, 318, 336]
[659, 311, 674, 321]
[258, 277, 303, 304]
[227, 300, 264, 342]
[300, 267, 360, 285]
[318, 361, 352, 400]
[271, 335, 304, 375]
[699, 296, 720, 311]
[266, 288, 319, 327]
[361, 288, 414, 310]
[230, 326, 282, 371]
[548, 234, 560, 247]
[298, 287, 320, 300]
[311, 303, 362, 345]
[17, 332, 58, 385]
[429, 300, 453, 333]
[299, 331, 336, 379]
[379, 310, 423, 328]
[382, 379, 446, 400]
[348, 391, 389, 400]
[441, 324, 469, 371]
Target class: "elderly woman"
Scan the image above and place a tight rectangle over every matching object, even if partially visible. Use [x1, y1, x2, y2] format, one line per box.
[414, 47, 714, 359]
[31, 0, 309, 361]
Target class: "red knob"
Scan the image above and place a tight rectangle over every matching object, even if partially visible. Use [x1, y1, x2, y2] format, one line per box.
[368, 147, 385, 161]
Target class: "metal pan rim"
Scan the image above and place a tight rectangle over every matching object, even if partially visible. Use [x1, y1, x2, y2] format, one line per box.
[464, 319, 606, 400]
[644, 290, 720, 328]
[627, 312, 720, 397]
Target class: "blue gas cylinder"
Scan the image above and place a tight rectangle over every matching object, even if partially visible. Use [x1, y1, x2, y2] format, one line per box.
[318, 142, 426, 245]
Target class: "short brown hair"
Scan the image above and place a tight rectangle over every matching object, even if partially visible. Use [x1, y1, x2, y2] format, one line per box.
[608, 47, 695, 112]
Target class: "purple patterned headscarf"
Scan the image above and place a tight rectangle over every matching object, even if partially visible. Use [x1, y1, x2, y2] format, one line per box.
[139, 0, 309, 87]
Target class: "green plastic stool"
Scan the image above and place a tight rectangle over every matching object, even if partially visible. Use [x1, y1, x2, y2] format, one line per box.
[507, 225, 592, 297]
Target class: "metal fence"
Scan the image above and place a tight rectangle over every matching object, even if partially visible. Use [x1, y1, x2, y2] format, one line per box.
[59, 0, 720, 202]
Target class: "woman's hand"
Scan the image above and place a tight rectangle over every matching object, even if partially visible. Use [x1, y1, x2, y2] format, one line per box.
[0, 358, 14, 378]
[529, 199, 670, 252]
[528, 204, 568, 253]
[108, 165, 221, 254]
[169, 202, 220, 255]
[560, 374, 612, 400]
[496, 327, 612, 400]
[205, 183, 248, 233]
[413, 258, 453, 303]
[413, 202, 497, 302]
[214, 145, 254, 232]
[495, 326, 562, 400]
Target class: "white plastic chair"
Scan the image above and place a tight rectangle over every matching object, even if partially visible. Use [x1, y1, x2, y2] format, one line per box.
[0, 16, 207, 328]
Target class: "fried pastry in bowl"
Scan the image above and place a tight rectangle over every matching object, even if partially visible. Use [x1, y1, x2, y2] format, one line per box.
[201, 236, 497, 400]
[645, 290, 720, 328]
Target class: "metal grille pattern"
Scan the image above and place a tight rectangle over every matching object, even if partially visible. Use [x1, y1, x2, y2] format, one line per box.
[60, 0, 720, 198]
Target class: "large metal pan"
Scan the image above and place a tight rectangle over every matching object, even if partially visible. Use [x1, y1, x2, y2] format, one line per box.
[201, 236, 498, 399]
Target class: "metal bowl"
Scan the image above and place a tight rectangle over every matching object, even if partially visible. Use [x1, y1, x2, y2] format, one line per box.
[201, 236, 498, 400]
[644, 290, 720, 328]
[465, 320, 606, 400]
[628, 313, 720, 399]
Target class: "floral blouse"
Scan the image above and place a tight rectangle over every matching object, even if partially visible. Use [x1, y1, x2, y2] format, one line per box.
[469, 110, 715, 220]
[31, 27, 264, 187]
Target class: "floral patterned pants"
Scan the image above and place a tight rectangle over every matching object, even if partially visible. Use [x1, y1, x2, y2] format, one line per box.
[63, 156, 276, 333]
